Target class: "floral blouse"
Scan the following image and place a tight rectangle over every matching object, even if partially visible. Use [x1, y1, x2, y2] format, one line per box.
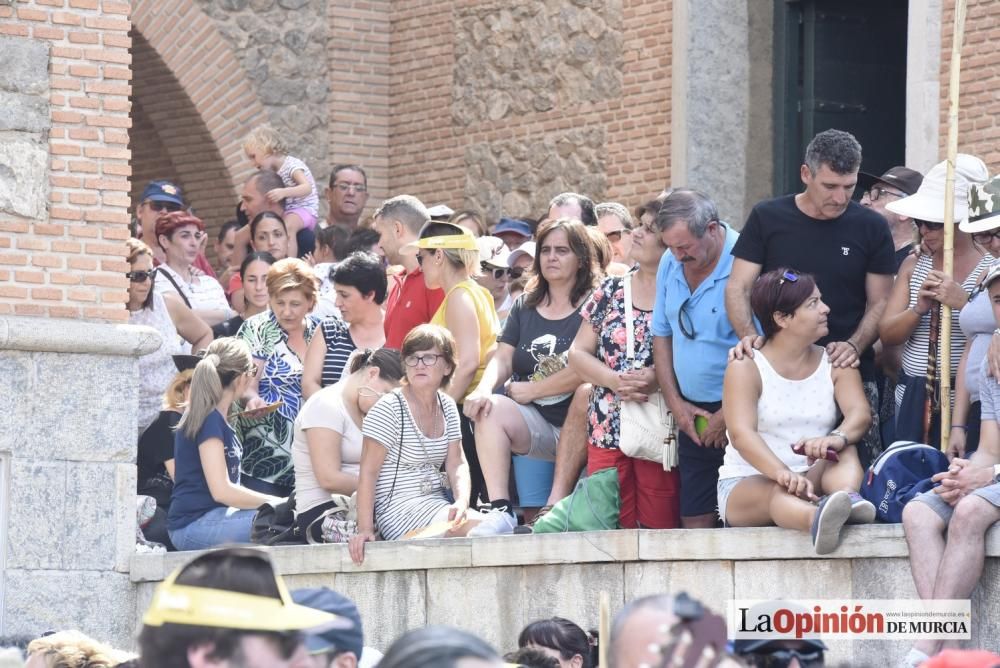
[580, 274, 654, 450]
[235, 310, 320, 489]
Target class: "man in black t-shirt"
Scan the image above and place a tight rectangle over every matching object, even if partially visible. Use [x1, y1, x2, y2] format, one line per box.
[725, 129, 895, 464]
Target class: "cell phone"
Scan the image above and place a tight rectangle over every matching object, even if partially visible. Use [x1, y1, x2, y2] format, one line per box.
[791, 442, 840, 462]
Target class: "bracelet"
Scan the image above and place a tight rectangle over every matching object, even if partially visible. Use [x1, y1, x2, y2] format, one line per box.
[829, 429, 849, 446]
[845, 340, 860, 356]
[951, 424, 968, 431]
[909, 306, 927, 317]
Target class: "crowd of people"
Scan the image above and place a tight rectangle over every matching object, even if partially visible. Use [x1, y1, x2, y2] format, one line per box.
[121, 124, 1000, 665]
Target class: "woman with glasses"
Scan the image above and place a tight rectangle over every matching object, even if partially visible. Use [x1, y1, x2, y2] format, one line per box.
[302, 251, 388, 399]
[127, 238, 212, 434]
[292, 348, 404, 538]
[721, 268, 874, 555]
[568, 217, 681, 529]
[464, 218, 598, 536]
[349, 325, 487, 564]
[878, 157, 991, 447]
[152, 211, 233, 327]
[167, 338, 285, 550]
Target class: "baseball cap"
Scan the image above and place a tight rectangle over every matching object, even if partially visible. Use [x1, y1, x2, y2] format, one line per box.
[507, 241, 536, 268]
[959, 174, 1000, 233]
[292, 588, 364, 657]
[427, 204, 455, 220]
[400, 223, 479, 256]
[494, 218, 532, 238]
[143, 562, 348, 633]
[477, 236, 511, 268]
[141, 180, 185, 207]
[858, 166, 924, 197]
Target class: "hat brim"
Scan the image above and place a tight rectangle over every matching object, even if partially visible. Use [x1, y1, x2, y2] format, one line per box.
[856, 171, 882, 196]
[172, 354, 202, 372]
[494, 228, 531, 238]
[959, 209, 1000, 233]
[145, 194, 185, 206]
[885, 192, 968, 224]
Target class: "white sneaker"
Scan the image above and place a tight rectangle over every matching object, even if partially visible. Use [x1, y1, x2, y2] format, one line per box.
[468, 508, 517, 536]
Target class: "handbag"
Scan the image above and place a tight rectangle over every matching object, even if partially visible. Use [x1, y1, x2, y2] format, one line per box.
[617, 275, 679, 470]
[532, 467, 621, 532]
[303, 493, 358, 544]
[250, 492, 306, 546]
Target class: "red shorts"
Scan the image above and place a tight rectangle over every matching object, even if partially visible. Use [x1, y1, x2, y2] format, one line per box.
[587, 444, 681, 529]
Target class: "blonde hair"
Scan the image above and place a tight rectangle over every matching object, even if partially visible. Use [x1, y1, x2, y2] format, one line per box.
[440, 247, 481, 277]
[26, 630, 132, 668]
[243, 124, 287, 157]
[178, 338, 254, 440]
[162, 368, 194, 411]
[266, 257, 319, 301]
[126, 237, 153, 264]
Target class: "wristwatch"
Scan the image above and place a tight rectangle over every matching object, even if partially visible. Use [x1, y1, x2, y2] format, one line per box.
[829, 429, 849, 446]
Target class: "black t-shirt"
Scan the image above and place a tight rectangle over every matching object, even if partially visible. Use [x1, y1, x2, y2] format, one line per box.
[499, 295, 582, 427]
[137, 410, 181, 509]
[732, 196, 895, 367]
[212, 314, 245, 339]
[894, 244, 913, 273]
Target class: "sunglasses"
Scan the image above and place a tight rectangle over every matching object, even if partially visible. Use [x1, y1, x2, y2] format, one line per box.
[508, 267, 526, 280]
[480, 263, 508, 281]
[605, 228, 631, 243]
[746, 648, 824, 668]
[916, 220, 945, 232]
[147, 201, 183, 213]
[678, 296, 696, 340]
[971, 229, 1000, 244]
[778, 270, 799, 286]
[126, 270, 155, 282]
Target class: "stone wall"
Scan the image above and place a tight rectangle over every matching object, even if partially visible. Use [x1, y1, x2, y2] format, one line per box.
[132, 526, 1000, 665]
[0, 2, 132, 322]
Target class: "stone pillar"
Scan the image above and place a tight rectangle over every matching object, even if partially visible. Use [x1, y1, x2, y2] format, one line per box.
[671, 0, 772, 226]
[0, 318, 158, 645]
[906, 0, 942, 171]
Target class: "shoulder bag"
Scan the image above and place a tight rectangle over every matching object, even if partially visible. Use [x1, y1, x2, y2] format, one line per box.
[618, 275, 679, 470]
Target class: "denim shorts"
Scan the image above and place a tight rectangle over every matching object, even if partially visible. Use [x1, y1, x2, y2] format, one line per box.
[716, 476, 745, 527]
[168, 506, 257, 551]
[911, 481, 1000, 524]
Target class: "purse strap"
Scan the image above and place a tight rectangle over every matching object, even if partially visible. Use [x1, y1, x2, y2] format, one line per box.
[623, 274, 636, 363]
[154, 266, 193, 309]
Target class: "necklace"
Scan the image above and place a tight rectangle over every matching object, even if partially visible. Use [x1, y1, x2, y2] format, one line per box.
[403, 389, 450, 495]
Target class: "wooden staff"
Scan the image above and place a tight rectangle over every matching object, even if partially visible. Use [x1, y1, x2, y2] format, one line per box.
[940, 0, 968, 450]
[599, 591, 610, 668]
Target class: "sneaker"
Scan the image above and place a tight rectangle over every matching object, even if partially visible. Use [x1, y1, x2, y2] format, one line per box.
[811, 490, 852, 555]
[468, 508, 517, 536]
[512, 504, 554, 534]
[846, 492, 876, 524]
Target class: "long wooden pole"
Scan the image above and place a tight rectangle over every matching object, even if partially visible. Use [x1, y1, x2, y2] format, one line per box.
[940, 0, 968, 450]
[598, 591, 609, 667]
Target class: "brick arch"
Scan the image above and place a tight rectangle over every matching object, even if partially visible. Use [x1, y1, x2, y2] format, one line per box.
[130, 0, 268, 248]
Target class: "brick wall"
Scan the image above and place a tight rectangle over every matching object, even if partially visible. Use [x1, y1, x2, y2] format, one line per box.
[0, 0, 132, 322]
[329, 1, 391, 211]
[939, 0, 1000, 169]
[388, 0, 671, 220]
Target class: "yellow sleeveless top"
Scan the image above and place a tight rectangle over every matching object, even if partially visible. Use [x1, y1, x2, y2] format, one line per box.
[430, 279, 500, 402]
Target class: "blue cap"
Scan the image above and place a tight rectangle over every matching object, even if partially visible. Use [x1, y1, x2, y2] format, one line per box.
[494, 218, 532, 238]
[292, 588, 364, 657]
[140, 180, 185, 206]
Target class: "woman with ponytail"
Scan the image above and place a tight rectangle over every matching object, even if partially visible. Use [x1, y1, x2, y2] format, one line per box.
[291, 348, 404, 537]
[167, 338, 284, 551]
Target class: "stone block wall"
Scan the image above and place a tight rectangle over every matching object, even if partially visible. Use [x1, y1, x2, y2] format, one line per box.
[939, 0, 1000, 168]
[0, 0, 132, 322]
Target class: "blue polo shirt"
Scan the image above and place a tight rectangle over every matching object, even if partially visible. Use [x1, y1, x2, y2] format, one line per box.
[652, 223, 742, 402]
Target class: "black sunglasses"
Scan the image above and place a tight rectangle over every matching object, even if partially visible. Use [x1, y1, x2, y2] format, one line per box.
[508, 267, 526, 280]
[916, 220, 945, 232]
[147, 201, 182, 213]
[678, 296, 696, 340]
[126, 270, 155, 282]
[746, 648, 824, 668]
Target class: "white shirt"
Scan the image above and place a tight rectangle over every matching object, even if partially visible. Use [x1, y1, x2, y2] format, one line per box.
[154, 263, 229, 313]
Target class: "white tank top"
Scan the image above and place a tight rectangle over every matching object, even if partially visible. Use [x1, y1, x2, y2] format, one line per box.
[718, 348, 837, 480]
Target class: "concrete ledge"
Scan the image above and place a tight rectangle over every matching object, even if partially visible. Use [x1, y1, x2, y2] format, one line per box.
[0, 315, 161, 356]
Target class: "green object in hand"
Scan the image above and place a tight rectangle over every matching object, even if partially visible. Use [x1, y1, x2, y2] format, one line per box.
[695, 415, 708, 436]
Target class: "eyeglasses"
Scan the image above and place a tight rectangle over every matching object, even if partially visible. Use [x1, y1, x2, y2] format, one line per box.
[126, 270, 155, 282]
[605, 228, 631, 243]
[332, 182, 367, 193]
[678, 296, 696, 340]
[916, 220, 945, 232]
[480, 263, 508, 281]
[404, 353, 441, 368]
[358, 385, 386, 399]
[866, 186, 905, 203]
[745, 648, 824, 668]
[146, 201, 182, 213]
[508, 267, 526, 280]
[971, 229, 1000, 244]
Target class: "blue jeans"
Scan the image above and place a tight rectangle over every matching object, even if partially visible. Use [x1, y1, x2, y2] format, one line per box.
[168, 506, 256, 551]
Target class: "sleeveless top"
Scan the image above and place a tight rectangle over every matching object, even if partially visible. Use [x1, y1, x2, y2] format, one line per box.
[959, 281, 998, 403]
[718, 349, 836, 480]
[896, 253, 993, 407]
[130, 292, 183, 434]
[429, 279, 500, 402]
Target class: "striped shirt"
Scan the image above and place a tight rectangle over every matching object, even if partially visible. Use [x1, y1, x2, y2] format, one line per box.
[320, 316, 357, 387]
[278, 155, 319, 215]
[896, 252, 993, 407]
[361, 389, 460, 541]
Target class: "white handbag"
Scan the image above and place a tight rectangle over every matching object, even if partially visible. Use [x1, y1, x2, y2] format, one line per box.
[618, 275, 679, 470]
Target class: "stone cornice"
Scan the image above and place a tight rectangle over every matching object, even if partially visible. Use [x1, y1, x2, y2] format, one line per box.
[0, 315, 161, 357]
